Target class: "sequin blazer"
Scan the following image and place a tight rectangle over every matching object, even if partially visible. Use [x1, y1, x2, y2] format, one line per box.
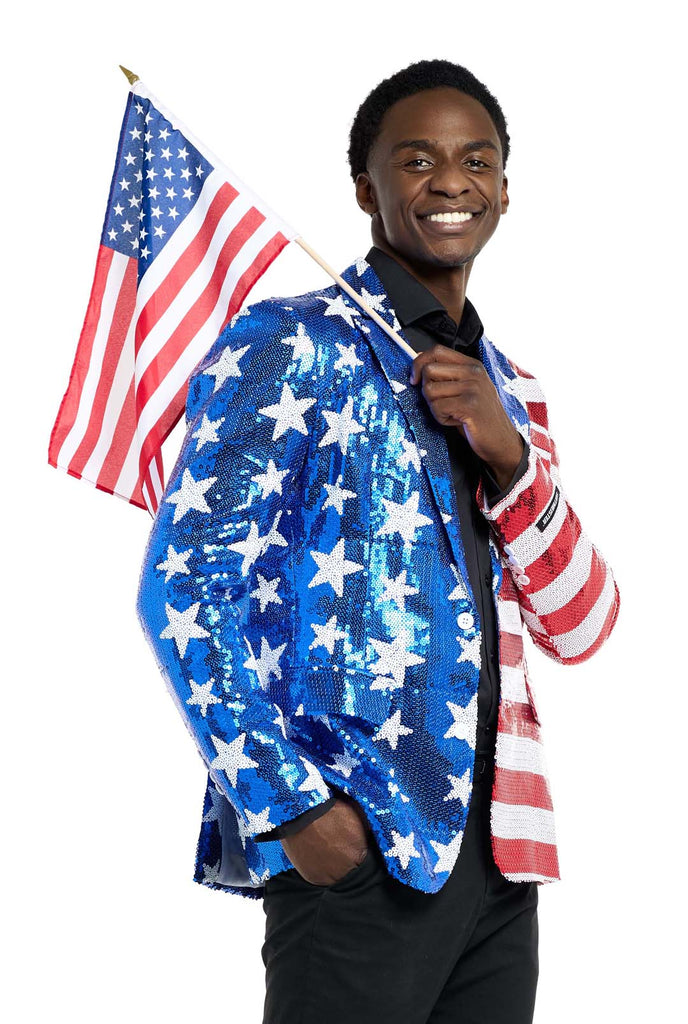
[136, 254, 620, 898]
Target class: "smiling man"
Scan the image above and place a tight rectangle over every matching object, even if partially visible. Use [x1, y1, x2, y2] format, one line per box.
[137, 59, 620, 1024]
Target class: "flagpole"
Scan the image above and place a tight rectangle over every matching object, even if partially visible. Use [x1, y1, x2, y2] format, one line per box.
[293, 237, 417, 360]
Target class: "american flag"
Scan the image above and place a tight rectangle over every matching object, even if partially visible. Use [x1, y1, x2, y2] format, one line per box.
[49, 81, 299, 514]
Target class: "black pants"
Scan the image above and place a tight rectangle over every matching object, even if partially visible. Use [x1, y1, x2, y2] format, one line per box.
[261, 752, 539, 1024]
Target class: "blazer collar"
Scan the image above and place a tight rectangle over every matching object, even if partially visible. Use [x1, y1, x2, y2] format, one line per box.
[334, 255, 531, 582]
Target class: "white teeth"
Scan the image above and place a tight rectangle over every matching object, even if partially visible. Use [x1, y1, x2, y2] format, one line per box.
[425, 211, 475, 223]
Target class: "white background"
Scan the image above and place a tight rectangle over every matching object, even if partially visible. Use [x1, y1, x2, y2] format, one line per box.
[4, 1, 685, 1020]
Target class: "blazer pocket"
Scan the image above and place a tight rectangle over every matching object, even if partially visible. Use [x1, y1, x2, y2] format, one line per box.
[266, 666, 393, 726]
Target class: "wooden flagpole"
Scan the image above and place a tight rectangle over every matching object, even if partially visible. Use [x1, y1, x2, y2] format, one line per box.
[118, 66, 417, 363]
[294, 237, 416, 360]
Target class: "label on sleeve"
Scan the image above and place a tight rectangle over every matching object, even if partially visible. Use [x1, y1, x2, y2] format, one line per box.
[536, 486, 560, 533]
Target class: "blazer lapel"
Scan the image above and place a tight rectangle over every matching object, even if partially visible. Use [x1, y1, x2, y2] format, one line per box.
[336, 257, 472, 591]
[336, 256, 531, 591]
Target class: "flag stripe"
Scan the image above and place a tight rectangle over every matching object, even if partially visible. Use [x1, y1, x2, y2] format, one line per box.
[491, 836, 560, 880]
[495, 732, 546, 775]
[68, 257, 138, 477]
[498, 629, 524, 669]
[491, 801, 556, 843]
[492, 768, 553, 810]
[500, 665, 529, 704]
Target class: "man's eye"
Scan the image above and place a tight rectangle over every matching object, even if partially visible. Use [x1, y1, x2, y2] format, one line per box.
[466, 159, 489, 168]
[407, 158, 432, 167]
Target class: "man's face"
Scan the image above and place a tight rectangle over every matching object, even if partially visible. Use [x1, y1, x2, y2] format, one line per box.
[355, 87, 508, 270]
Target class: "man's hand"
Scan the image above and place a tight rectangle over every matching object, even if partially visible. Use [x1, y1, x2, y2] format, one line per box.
[279, 794, 373, 886]
[409, 345, 524, 491]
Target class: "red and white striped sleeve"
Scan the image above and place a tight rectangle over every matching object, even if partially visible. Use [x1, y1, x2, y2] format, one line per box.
[475, 359, 621, 665]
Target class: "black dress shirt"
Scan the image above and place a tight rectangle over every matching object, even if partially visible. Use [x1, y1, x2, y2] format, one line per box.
[253, 245, 529, 842]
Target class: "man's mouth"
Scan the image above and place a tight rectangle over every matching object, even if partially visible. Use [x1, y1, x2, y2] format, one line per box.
[419, 210, 482, 224]
[416, 209, 484, 234]
[419, 209, 479, 224]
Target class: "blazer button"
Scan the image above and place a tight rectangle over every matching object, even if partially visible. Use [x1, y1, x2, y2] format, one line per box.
[457, 612, 474, 629]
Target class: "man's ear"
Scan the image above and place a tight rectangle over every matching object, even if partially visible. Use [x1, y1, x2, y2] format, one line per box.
[501, 174, 509, 214]
[355, 172, 377, 216]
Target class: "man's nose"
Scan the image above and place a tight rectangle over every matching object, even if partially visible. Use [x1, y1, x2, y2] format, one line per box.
[428, 162, 473, 195]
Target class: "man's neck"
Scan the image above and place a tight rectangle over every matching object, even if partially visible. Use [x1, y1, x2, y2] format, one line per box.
[370, 239, 473, 326]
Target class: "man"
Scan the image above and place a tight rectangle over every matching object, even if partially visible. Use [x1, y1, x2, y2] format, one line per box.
[137, 59, 620, 1024]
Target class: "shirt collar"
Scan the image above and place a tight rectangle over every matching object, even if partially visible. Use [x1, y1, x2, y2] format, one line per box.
[365, 245, 484, 350]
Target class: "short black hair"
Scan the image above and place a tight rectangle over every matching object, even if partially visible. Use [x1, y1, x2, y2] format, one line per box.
[347, 59, 510, 181]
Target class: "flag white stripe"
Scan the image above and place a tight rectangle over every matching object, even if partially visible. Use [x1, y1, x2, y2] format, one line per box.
[112, 421, 143, 506]
[496, 733, 546, 776]
[491, 802, 556, 844]
[500, 665, 528, 704]
[55, 252, 130, 468]
[509, 374, 546, 403]
[149, 454, 163, 506]
[497, 596, 522, 634]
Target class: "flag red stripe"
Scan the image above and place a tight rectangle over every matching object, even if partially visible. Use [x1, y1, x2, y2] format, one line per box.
[48, 245, 117, 464]
[491, 835, 560, 879]
[94, 377, 141, 501]
[139, 380, 188, 511]
[134, 182, 239, 356]
[493, 768, 553, 810]
[526, 400, 548, 429]
[68, 258, 138, 477]
[529, 426, 550, 453]
[497, 704, 540, 742]
[498, 629, 525, 668]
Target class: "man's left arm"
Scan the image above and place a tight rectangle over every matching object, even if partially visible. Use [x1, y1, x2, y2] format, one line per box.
[475, 362, 621, 665]
[409, 345, 620, 666]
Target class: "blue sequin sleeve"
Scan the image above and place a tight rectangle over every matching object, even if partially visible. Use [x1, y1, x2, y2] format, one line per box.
[136, 300, 336, 839]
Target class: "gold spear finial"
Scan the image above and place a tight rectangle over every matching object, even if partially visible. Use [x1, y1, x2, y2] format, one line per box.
[119, 65, 140, 86]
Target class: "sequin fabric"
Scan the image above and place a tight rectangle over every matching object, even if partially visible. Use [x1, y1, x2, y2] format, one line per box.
[136, 256, 620, 898]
